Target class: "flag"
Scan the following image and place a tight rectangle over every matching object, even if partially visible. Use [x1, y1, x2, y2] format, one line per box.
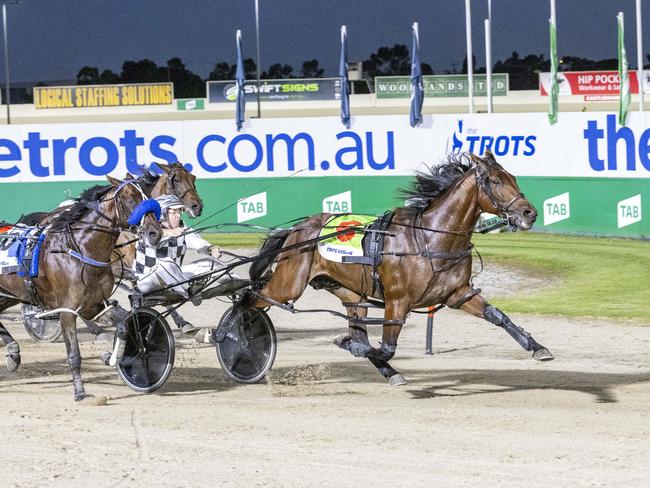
[618, 12, 630, 126]
[409, 22, 423, 127]
[548, 18, 559, 124]
[339, 25, 350, 128]
[235, 29, 246, 131]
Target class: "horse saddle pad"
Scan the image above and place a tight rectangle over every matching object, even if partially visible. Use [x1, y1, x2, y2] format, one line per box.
[317, 213, 392, 265]
[0, 225, 47, 276]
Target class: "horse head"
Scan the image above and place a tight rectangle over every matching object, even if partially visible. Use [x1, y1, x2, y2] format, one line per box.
[471, 150, 537, 231]
[106, 175, 163, 247]
[153, 162, 203, 218]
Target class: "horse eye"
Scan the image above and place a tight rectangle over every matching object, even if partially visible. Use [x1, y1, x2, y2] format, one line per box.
[490, 178, 501, 186]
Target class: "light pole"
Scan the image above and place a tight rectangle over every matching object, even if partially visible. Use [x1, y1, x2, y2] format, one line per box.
[1, 0, 18, 125]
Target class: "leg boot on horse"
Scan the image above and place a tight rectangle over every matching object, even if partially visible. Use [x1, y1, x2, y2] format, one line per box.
[330, 288, 406, 386]
[449, 289, 554, 361]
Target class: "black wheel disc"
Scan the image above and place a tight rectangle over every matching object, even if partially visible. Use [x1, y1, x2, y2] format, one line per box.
[116, 308, 175, 393]
[21, 304, 62, 342]
[216, 307, 276, 384]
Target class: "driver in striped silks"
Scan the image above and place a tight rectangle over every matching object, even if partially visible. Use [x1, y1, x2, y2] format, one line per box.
[133, 194, 223, 332]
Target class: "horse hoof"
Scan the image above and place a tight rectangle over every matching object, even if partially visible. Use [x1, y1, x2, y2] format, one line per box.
[533, 347, 555, 361]
[75, 392, 94, 402]
[6, 353, 21, 372]
[388, 374, 407, 386]
[333, 334, 352, 349]
[100, 352, 112, 366]
[5, 343, 20, 372]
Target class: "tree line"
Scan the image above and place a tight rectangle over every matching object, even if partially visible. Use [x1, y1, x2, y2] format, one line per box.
[74, 45, 650, 98]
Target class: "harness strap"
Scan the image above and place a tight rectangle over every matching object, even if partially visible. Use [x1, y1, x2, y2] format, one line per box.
[446, 287, 482, 309]
[68, 250, 112, 267]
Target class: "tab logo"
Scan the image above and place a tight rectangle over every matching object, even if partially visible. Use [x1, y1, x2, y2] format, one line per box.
[617, 194, 642, 228]
[323, 190, 352, 213]
[543, 192, 570, 225]
[237, 192, 267, 223]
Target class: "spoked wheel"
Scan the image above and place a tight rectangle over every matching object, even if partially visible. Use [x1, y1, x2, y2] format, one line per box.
[21, 304, 62, 342]
[216, 307, 277, 384]
[116, 308, 175, 393]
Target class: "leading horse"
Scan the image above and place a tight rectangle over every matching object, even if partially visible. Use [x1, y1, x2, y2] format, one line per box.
[231, 151, 554, 385]
[0, 177, 162, 400]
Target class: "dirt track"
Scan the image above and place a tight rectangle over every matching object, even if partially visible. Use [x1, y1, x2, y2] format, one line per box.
[1, 256, 649, 487]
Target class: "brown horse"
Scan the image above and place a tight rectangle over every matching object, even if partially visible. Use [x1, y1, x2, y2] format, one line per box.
[230, 151, 553, 385]
[112, 162, 203, 278]
[19, 162, 203, 332]
[0, 177, 162, 400]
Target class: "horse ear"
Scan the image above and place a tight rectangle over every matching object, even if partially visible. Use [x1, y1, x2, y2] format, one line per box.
[469, 153, 484, 165]
[484, 149, 497, 164]
[125, 172, 135, 179]
[153, 162, 172, 174]
[106, 175, 122, 185]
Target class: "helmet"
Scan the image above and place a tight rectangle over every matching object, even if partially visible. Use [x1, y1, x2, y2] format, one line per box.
[156, 194, 185, 212]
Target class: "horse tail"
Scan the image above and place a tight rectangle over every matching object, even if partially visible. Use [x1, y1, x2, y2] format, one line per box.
[249, 229, 291, 285]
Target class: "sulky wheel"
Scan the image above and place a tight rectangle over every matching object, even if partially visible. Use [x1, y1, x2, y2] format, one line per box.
[216, 306, 277, 384]
[116, 307, 175, 393]
[21, 303, 62, 342]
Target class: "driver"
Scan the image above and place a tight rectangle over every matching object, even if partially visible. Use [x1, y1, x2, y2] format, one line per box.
[133, 194, 222, 332]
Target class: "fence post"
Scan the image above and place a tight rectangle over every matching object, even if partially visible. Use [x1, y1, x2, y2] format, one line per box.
[425, 306, 434, 354]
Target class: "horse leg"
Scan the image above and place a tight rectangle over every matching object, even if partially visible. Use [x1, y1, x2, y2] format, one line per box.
[1, 321, 20, 372]
[453, 291, 554, 361]
[59, 312, 91, 401]
[0, 298, 20, 372]
[328, 288, 403, 382]
[167, 308, 194, 333]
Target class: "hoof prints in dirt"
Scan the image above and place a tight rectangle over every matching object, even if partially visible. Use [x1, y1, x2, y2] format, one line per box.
[268, 364, 333, 397]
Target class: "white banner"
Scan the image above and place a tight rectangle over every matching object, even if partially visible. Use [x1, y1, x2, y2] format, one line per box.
[0, 112, 649, 183]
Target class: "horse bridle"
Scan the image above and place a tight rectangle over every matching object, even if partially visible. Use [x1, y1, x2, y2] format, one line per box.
[87, 180, 149, 234]
[474, 166, 526, 222]
[167, 168, 198, 204]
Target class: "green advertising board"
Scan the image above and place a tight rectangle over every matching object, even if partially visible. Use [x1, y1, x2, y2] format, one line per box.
[375, 74, 509, 99]
[3, 175, 645, 239]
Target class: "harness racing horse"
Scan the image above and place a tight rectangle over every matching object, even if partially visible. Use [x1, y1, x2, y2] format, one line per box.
[232, 151, 554, 386]
[0, 177, 162, 401]
[19, 162, 203, 333]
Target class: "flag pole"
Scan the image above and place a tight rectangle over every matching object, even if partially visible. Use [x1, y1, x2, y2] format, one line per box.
[465, 0, 474, 113]
[485, 0, 492, 113]
[548, 0, 558, 125]
[636, 0, 644, 112]
[485, 19, 492, 113]
[254, 0, 261, 118]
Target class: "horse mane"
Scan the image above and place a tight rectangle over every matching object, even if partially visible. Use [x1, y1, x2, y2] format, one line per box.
[49, 184, 113, 230]
[398, 152, 475, 214]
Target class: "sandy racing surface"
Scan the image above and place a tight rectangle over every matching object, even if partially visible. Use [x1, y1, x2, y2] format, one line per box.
[1, 254, 649, 487]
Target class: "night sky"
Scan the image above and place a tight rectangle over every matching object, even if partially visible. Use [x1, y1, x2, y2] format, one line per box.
[3, 0, 647, 84]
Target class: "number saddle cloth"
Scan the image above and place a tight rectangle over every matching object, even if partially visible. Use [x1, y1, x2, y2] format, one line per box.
[0, 225, 47, 278]
[317, 212, 393, 297]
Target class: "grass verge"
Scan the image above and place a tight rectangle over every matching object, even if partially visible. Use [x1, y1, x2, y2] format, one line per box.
[205, 232, 649, 323]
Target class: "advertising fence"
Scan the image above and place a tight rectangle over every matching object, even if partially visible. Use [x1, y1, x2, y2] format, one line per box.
[207, 78, 341, 103]
[33, 83, 174, 109]
[0, 112, 648, 237]
[539, 70, 650, 100]
[375, 74, 509, 99]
